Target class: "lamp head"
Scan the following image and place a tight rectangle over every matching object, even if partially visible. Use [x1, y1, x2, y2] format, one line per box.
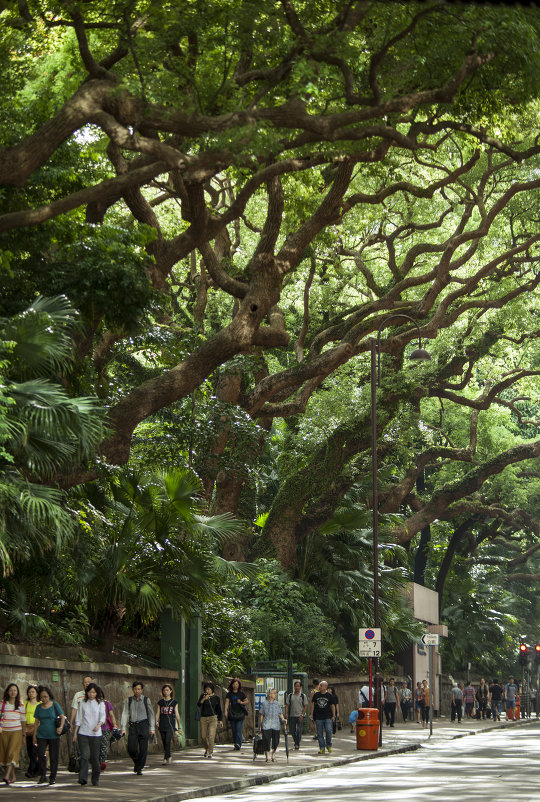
[409, 347, 431, 361]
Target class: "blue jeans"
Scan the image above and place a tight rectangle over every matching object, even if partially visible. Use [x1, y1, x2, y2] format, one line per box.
[315, 718, 332, 749]
[229, 718, 244, 748]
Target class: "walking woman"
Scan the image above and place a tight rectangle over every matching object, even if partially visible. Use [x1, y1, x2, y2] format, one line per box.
[476, 678, 488, 720]
[259, 688, 286, 763]
[0, 683, 26, 785]
[156, 684, 182, 764]
[33, 686, 65, 785]
[24, 685, 40, 777]
[414, 682, 423, 723]
[72, 682, 105, 787]
[224, 678, 248, 751]
[99, 692, 117, 771]
[197, 682, 223, 759]
[421, 680, 430, 729]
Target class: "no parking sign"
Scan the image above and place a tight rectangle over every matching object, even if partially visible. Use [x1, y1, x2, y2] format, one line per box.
[358, 628, 382, 657]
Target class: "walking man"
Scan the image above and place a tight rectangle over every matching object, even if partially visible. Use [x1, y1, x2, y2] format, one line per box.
[505, 676, 517, 720]
[462, 681, 476, 718]
[383, 678, 399, 727]
[285, 681, 308, 750]
[121, 681, 155, 775]
[490, 679, 503, 721]
[70, 676, 94, 729]
[450, 683, 463, 723]
[310, 680, 335, 755]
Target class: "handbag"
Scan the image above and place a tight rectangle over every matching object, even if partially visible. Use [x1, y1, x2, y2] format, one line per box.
[68, 748, 80, 773]
[194, 709, 202, 721]
[54, 703, 71, 735]
[109, 728, 123, 744]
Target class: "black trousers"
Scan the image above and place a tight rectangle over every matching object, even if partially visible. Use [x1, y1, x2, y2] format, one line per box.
[127, 720, 150, 771]
[289, 716, 303, 747]
[384, 702, 396, 726]
[262, 728, 280, 752]
[37, 737, 60, 781]
[160, 729, 173, 759]
[451, 701, 462, 722]
[26, 735, 39, 774]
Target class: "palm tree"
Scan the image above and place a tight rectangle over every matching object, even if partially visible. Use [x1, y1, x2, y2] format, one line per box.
[0, 296, 105, 570]
[79, 468, 251, 651]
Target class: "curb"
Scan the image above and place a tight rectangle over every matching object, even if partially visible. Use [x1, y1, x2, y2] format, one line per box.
[144, 742, 422, 802]
[139, 718, 539, 802]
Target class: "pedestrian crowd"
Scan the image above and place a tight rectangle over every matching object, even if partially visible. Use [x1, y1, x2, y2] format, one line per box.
[449, 676, 519, 723]
[0, 671, 523, 783]
[0, 674, 182, 788]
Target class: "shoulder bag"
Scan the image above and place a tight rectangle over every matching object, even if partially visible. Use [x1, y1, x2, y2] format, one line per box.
[54, 702, 71, 735]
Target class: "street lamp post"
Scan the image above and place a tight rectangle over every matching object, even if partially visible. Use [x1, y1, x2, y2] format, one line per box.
[370, 314, 430, 741]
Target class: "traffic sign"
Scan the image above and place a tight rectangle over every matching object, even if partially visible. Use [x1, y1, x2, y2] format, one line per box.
[358, 628, 382, 656]
[421, 633, 439, 646]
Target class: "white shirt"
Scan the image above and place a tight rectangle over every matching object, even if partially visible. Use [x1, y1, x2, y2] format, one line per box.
[75, 699, 106, 737]
[71, 689, 85, 711]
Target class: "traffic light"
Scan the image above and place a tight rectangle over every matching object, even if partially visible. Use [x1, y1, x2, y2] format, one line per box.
[519, 643, 528, 666]
[535, 644, 540, 665]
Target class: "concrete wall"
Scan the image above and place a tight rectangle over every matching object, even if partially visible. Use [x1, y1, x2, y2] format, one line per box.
[0, 648, 179, 767]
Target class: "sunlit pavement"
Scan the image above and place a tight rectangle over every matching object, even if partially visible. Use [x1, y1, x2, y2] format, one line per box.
[197, 724, 540, 802]
[5, 717, 535, 801]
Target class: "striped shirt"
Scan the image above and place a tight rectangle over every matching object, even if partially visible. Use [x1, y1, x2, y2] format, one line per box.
[463, 686, 476, 703]
[1, 702, 25, 730]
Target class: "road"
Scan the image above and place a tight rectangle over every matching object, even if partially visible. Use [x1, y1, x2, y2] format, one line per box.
[194, 724, 540, 802]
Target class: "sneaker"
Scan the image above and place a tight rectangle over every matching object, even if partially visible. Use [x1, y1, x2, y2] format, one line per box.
[100, 762, 107, 771]
[37, 777, 47, 784]
[203, 751, 208, 758]
[136, 770, 143, 776]
[327, 746, 333, 753]
[318, 748, 325, 755]
[49, 779, 56, 785]
[207, 754, 213, 759]
[312, 735, 318, 740]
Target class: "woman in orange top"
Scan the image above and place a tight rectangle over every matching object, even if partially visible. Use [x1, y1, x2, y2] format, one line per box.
[421, 680, 430, 729]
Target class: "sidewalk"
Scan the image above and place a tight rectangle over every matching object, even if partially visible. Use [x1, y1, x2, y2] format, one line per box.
[8, 715, 537, 801]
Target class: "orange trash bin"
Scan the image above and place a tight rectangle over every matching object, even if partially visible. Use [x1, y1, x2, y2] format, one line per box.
[515, 694, 520, 720]
[356, 707, 379, 750]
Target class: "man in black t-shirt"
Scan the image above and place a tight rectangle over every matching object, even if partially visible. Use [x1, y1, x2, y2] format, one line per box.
[309, 680, 336, 755]
[490, 679, 503, 722]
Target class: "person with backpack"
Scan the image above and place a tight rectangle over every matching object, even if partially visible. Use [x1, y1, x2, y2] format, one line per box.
[285, 681, 308, 750]
[120, 681, 155, 776]
[504, 676, 518, 719]
[73, 682, 106, 787]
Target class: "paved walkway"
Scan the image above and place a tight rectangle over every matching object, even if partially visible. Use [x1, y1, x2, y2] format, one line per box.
[7, 715, 536, 801]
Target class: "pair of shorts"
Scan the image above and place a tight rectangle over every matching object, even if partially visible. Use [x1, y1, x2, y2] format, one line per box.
[0, 730, 23, 765]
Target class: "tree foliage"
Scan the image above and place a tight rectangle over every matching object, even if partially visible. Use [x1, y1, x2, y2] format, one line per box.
[1, 1, 540, 672]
